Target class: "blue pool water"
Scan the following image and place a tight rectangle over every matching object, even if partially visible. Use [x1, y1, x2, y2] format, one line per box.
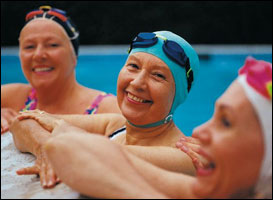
[1, 49, 272, 136]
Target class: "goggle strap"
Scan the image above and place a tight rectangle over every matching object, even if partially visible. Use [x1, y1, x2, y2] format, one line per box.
[25, 10, 43, 21]
[185, 59, 193, 92]
[156, 34, 167, 41]
[48, 10, 67, 22]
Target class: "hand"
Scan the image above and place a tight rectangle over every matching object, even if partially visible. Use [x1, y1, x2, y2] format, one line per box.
[16, 144, 61, 188]
[176, 136, 208, 169]
[17, 110, 62, 132]
[1, 108, 18, 134]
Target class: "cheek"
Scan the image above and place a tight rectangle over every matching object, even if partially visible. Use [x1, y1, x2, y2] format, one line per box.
[19, 53, 31, 75]
[117, 70, 128, 103]
[151, 82, 175, 115]
[162, 82, 175, 109]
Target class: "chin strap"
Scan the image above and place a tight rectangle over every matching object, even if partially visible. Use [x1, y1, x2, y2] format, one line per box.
[127, 114, 173, 128]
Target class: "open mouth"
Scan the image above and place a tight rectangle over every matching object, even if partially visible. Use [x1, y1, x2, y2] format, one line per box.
[32, 67, 54, 72]
[196, 149, 216, 176]
[127, 92, 153, 104]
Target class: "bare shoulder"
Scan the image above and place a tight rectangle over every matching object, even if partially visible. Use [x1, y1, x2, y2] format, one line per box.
[1, 83, 32, 111]
[97, 93, 121, 114]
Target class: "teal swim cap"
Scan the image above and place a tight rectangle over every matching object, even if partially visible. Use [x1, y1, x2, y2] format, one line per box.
[128, 31, 200, 128]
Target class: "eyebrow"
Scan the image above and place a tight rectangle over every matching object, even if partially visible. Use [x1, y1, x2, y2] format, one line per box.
[128, 54, 169, 70]
[215, 101, 235, 115]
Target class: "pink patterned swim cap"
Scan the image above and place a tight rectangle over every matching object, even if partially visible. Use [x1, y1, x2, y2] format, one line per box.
[237, 56, 272, 198]
[239, 56, 272, 100]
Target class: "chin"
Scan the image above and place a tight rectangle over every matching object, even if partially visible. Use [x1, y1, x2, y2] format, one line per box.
[192, 173, 220, 198]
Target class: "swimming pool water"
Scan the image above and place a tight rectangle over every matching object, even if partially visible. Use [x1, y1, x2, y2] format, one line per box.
[1, 53, 272, 136]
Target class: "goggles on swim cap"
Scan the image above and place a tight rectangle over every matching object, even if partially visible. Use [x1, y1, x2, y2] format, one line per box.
[128, 32, 193, 92]
[25, 6, 79, 56]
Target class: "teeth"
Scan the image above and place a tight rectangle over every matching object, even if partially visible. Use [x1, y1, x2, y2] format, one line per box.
[128, 93, 145, 103]
[33, 67, 53, 72]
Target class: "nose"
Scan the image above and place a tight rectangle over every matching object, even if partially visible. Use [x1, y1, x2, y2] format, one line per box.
[33, 45, 47, 61]
[130, 71, 148, 91]
[192, 120, 212, 145]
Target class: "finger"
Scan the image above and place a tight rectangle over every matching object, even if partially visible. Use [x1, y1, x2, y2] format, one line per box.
[39, 158, 48, 188]
[1, 118, 9, 129]
[56, 176, 61, 183]
[193, 157, 205, 169]
[179, 142, 202, 160]
[185, 137, 201, 145]
[186, 148, 201, 161]
[45, 166, 58, 188]
[176, 140, 184, 149]
[1, 119, 9, 134]
[16, 166, 39, 175]
[1, 127, 9, 135]
[183, 142, 200, 152]
[1, 127, 9, 134]
[179, 136, 200, 145]
[17, 114, 37, 121]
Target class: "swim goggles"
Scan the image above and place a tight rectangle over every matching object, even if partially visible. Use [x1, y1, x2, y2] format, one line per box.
[25, 6, 79, 55]
[128, 32, 193, 92]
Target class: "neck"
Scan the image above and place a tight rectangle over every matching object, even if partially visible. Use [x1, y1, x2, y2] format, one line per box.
[125, 120, 176, 145]
[35, 77, 80, 111]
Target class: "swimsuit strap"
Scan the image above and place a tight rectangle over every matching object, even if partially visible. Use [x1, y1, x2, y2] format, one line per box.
[84, 92, 113, 115]
[21, 88, 37, 112]
[108, 126, 126, 139]
[21, 90, 113, 114]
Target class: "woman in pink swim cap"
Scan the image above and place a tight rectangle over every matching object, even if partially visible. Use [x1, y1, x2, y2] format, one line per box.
[40, 57, 271, 199]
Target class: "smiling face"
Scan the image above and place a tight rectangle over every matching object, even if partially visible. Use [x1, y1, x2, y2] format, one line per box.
[19, 19, 77, 89]
[117, 52, 175, 125]
[191, 80, 264, 198]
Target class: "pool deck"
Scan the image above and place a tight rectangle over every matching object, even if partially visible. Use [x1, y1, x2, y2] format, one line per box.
[1, 132, 89, 199]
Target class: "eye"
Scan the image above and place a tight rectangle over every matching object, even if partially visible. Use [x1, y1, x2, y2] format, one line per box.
[221, 116, 231, 127]
[127, 63, 139, 69]
[24, 45, 34, 49]
[50, 43, 59, 47]
[154, 73, 166, 80]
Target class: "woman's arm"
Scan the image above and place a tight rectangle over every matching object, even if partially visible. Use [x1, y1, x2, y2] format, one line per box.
[45, 132, 198, 199]
[53, 113, 126, 136]
[1, 84, 30, 134]
[9, 118, 60, 188]
[10, 118, 50, 154]
[18, 111, 126, 136]
[124, 145, 196, 175]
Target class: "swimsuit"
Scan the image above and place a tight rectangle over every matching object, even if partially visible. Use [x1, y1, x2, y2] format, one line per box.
[108, 126, 126, 140]
[21, 88, 113, 114]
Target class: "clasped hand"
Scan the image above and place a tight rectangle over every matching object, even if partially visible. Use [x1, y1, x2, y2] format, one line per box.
[17, 109, 63, 133]
[15, 109, 64, 188]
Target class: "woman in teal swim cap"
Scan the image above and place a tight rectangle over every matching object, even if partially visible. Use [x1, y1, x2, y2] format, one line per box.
[11, 30, 200, 189]
[118, 31, 199, 128]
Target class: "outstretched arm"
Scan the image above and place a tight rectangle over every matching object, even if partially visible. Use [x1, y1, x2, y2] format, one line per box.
[125, 145, 196, 175]
[45, 132, 198, 199]
[17, 111, 126, 136]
